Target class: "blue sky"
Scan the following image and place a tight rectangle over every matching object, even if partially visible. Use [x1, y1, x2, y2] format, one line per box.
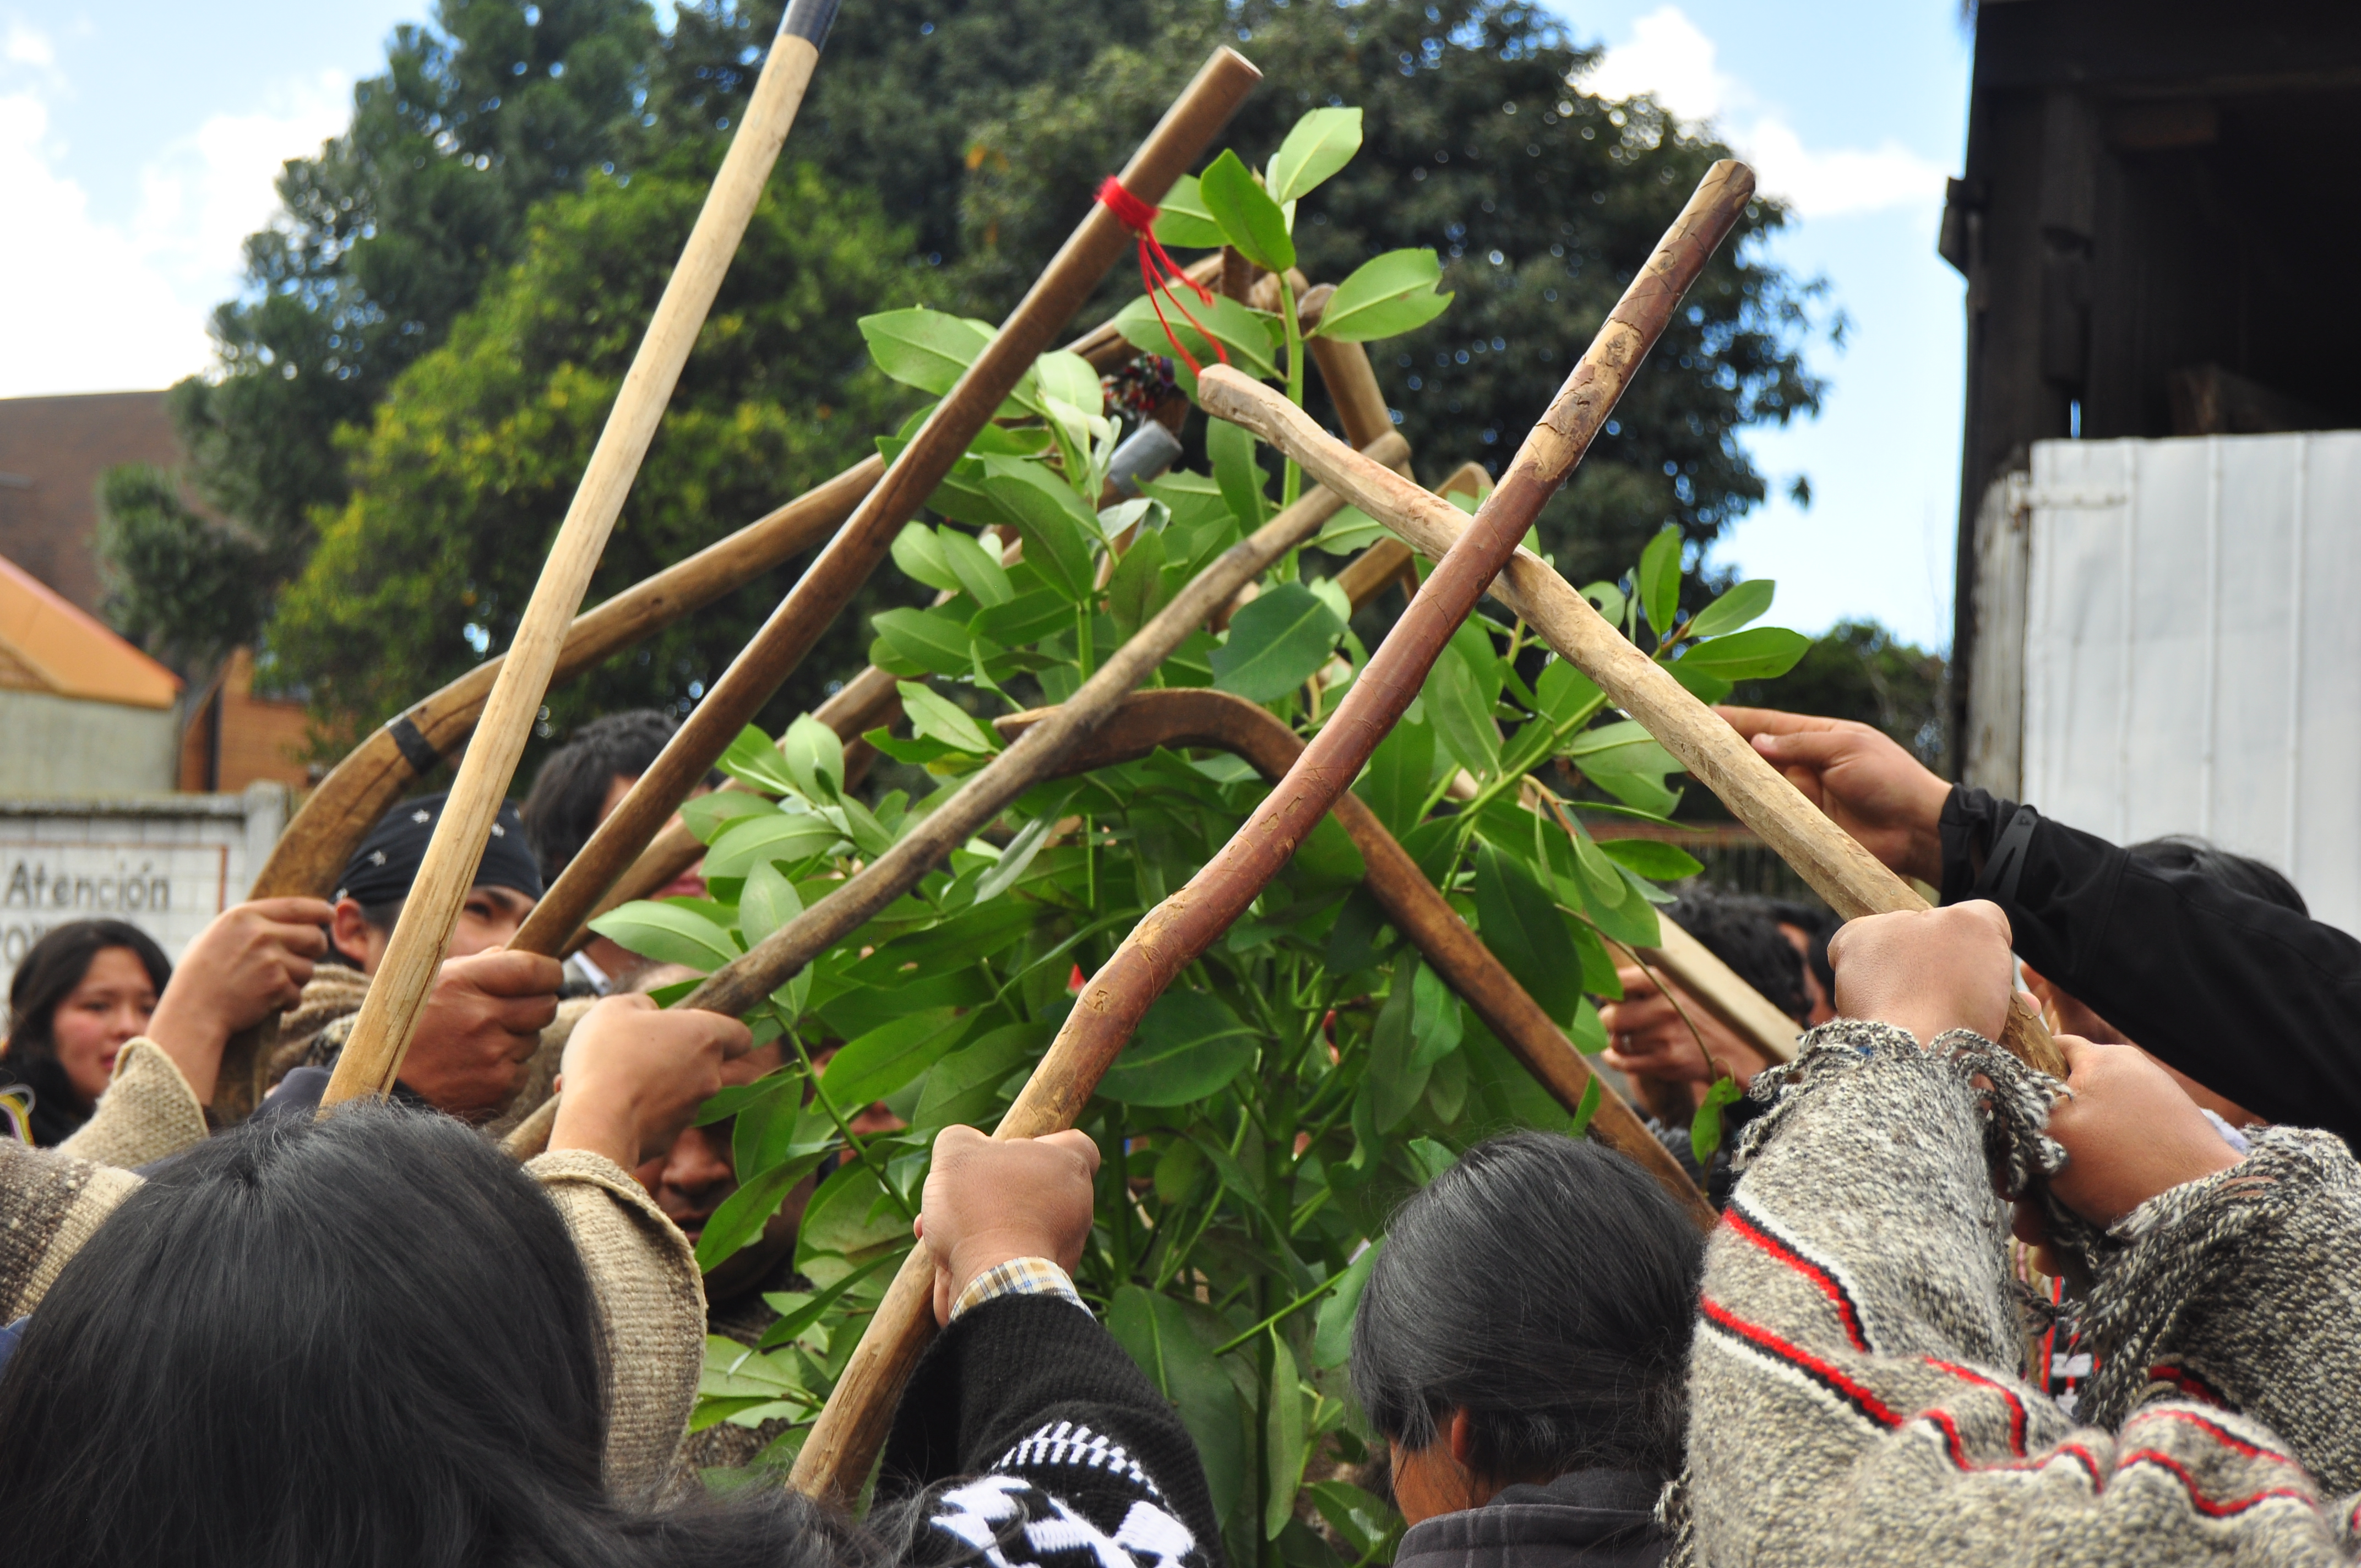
[0, 1, 1973, 648]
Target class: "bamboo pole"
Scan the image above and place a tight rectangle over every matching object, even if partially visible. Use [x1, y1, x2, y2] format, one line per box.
[322, 1, 840, 1107]
[787, 161, 1755, 1505]
[1193, 375, 2071, 1079]
[502, 47, 1262, 968]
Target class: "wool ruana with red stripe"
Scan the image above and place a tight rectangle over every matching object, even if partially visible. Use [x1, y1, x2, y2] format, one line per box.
[1672, 1020, 2361, 1566]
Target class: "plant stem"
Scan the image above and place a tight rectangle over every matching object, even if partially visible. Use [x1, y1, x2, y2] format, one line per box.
[786, 1031, 914, 1222]
[1212, 1270, 1347, 1355]
[1278, 273, 1305, 514]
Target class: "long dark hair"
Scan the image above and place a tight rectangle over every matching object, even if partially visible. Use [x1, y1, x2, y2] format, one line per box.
[2, 918, 171, 1141]
[1351, 1131, 1703, 1483]
[0, 1103, 869, 1568]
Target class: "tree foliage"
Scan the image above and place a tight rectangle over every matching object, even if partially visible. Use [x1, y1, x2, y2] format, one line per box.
[93, 466, 273, 677]
[271, 156, 932, 758]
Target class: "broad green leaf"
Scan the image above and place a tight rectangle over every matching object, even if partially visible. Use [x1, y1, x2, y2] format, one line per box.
[1355, 713, 1434, 840]
[1666, 660, 1736, 704]
[1098, 988, 1258, 1104]
[717, 724, 799, 796]
[795, 1163, 912, 1288]
[911, 1022, 1047, 1134]
[1107, 1288, 1248, 1539]
[897, 680, 999, 755]
[701, 810, 844, 878]
[1305, 1480, 1391, 1557]
[1596, 837, 1705, 882]
[1639, 524, 1684, 636]
[1312, 504, 1386, 555]
[937, 526, 1013, 607]
[1292, 812, 1367, 888]
[982, 456, 1098, 601]
[1312, 248, 1454, 342]
[1031, 350, 1104, 420]
[1687, 578, 1775, 639]
[1568, 1074, 1604, 1137]
[694, 1150, 826, 1270]
[755, 1253, 897, 1349]
[890, 522, 962, 595]
[859, 308, 991, 394]
[588, 899, 740, 972]
[1406, 1136, 1456, 1184]
[1692, 1074, 1744, 1163]
[1198, 148, 1294, 271]
[738, 858, 805, 946]
[1106, 529, 1169, 639]
[1211, 582, 1345, 703]
[1268, 106, 1363, 203]
[1535, 658, 1604, 728]
[1675, 625, 1813, 680]
[1423, 639, 1500, 778]
[971, 587, 1070, 649]
[872, 606, 982, 676]
[972, 811, 1058, 901]
[1264, 1332, 1308, 1539]
[1206, 415, 1268, 529]
[1140, 470, 1236, 536]
[1472, 842, 1585, 1022]
[1580, 579, 1628, 627]
[1368, 960, 1430, 1131]
[1153, 1137, 1207, 1206]
[1312, 1239, 1381, 1368]
[782, 713, 845, 802]
[1407, 960, 1464, 1069]
[682, 788, 777, 845]
[820, 1007, 969, 1111]
[1150, 173, 1227, 248]
[1111, 283, 1282, 386]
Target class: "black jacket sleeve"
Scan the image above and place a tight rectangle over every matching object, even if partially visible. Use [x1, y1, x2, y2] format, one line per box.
[878, 1293, 1223, 1568]
[1939, 785, 2361, 1147]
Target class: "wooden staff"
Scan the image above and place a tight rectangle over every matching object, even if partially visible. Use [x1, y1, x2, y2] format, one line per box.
[991, 686, 1712, 1228]
[788, 162, 1754, 1505]
[1644, 920, 1801, 1067]
[322, 1, 841, 1107]
[1193, 380, 2071, 1079]
[501, 433, 1435, 1161]
[503, 48, 1262, 967]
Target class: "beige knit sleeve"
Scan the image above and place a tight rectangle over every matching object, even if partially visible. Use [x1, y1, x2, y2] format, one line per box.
[526, 1147, 706, 1507]
[0, 1137, 142, 1319]
[57, 1039, 210, 1170]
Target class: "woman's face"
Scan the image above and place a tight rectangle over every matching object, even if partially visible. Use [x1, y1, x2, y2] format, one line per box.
[47, 946, 158, 1105]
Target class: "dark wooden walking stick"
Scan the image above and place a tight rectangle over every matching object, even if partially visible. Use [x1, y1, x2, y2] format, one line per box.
[503, 47, 1262, 968]
[322, 0, 843, 1107]
[1193, 327, 2071, 1076]
[788, 161, 1756, 1505]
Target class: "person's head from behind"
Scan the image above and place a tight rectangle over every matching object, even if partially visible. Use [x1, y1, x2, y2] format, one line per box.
[1352, 1131, 1703, 1523]
[1664, 886, 1810, 1025]
[0, 1101, 852, 1568]
[2, 919, 170, 1124]
[522, 710, 687, 881]
[329, 792, 545, 973]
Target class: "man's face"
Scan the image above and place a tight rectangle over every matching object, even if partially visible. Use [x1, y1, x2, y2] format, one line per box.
[331, 884, 538, 973]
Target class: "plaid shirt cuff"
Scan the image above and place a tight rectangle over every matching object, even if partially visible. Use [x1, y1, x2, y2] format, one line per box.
[949, 1255, 1088, 1323]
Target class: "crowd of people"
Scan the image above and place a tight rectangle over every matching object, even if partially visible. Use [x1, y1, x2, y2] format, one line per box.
[6, 699, 2361, 1567]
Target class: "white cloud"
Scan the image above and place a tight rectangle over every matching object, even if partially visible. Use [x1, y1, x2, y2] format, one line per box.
[0, 36, 347, 398]
[1579, 6, 1945, 220]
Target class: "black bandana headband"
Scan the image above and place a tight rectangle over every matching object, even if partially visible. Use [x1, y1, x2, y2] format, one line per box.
[334, 791, 545, 908]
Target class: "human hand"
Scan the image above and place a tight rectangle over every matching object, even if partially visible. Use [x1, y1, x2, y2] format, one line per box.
[915, 1125, 1101, 1327]
[145, 897, 332, 1103]
[1718, 708, 1953, 885]
[548, 993, 753, 1170]
[1600, 964, 1772, 1088]
[396, 948, 564, 1122]
[1827, 901, 2017, 1046]
[2028, 1034, 2245, 1230]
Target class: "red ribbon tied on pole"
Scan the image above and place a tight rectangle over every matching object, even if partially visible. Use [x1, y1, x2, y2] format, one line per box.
[1096, 175, 1230, 378]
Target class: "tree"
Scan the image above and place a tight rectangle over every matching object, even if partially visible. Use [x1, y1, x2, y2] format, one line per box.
[93, 466, 272, 677]
[102, 0, 657, 671]
[944, 0, 1828, 594]
[270, 154, 933, 761]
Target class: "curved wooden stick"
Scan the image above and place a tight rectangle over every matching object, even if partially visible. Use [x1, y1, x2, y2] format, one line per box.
[1195, 355, 2071, 1077]
[323, 1, 840, 1107]
[787, 161, 1754, 1504]
[506, 48, 1262, 966]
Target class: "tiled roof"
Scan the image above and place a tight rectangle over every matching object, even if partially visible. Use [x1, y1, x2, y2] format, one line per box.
[0, 550, 181, 709]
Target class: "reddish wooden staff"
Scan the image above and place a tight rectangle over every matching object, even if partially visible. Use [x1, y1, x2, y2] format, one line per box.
[788, 160, 1759, 1506]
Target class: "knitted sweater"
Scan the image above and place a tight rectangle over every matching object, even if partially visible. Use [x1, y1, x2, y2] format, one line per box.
[0, 1042, 705, 1506]
[1678, 1019, 2361, 1566]
[880, 1291, 1223, 1568]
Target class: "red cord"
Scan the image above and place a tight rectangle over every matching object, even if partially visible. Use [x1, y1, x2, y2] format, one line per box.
[1095, 175, 1228, 378]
